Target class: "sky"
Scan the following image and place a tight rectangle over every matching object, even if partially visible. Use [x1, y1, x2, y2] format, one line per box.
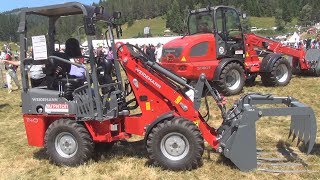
[0, 0, 100, 13]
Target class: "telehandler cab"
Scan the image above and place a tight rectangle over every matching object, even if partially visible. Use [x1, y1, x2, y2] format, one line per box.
[19, 2, 317, 172]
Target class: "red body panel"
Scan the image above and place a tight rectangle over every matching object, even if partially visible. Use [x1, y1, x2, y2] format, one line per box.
[161, 33, 310, 81]
[84, 120, 130, 142]
[161, 34, 218, 80]
[23, 115, 48, 147]
[161, 60, 219, 80]
[23, 114, 73, 147]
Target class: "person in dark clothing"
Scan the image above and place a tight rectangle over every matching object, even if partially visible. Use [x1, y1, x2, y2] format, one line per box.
[47, 38, 84, 90]
[65, 38, 82, 58]
[146, 45, 156, 62]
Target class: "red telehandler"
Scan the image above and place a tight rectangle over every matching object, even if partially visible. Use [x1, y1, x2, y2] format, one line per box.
[19, 3, 316, 172]
[160, 6, 320, 96]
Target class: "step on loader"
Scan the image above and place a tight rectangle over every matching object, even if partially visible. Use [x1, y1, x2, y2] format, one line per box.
[19, 2, 317, 172]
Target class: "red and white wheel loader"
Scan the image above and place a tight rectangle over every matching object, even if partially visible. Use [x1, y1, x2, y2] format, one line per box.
[18, 2, 317, 172]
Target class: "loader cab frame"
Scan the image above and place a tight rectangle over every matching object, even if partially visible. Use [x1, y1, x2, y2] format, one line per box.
[187, 6, 245, 60]
[18, 2, 123, 120]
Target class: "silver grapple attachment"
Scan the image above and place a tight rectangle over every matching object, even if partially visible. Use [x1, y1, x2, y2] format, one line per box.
[216, 94, 317, 171]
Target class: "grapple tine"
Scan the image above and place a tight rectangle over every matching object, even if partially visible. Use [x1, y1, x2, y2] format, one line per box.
[291, 111, 317, 154]
[307, 113, 317, 154]
[297, 116, 305, 143]
[289, 115, 298, 141]
[292, 133, 297, 142]
[290, 115, 303, 143]
[297, 137, 301, 146]
[288, 129, 292, 139]
[303, 116, 311, 145]
[293, 116, 303, 142]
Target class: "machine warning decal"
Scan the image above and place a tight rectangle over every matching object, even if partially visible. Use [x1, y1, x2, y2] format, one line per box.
[218, 46, 225, 54]
[194, 120, 200, 126]
[174, 96, 182, 104]
[45, 103, 69, 113]
[146, 102, 151, 110]
[235, 50, 244, 54]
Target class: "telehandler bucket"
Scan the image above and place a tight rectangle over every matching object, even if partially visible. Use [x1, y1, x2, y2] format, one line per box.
[305, 48, 320, 76]
[216, 94, 317, 171]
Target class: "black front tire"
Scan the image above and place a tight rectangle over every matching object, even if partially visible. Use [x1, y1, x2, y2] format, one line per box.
[45, 119, 94, 166]
[146, 117, 204, 171]
[261, 58, 292, 86]
[216, 62, 245, 96]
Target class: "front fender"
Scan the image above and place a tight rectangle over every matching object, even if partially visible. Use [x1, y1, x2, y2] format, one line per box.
[143, 111, 175, 144]
[213, 58, 244, 81]
[260, 53, 283, 72]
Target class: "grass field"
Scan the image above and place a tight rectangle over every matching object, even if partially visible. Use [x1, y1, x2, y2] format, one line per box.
[0, 73, 319, 179]
[121, 17, 168, 39]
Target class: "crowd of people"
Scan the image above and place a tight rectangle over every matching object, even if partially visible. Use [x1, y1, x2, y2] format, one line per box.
[93, 43, 163, 62]
[0, 38, 88, 92]
[138, 43, 163, 62]
[282, 33, 320, 49]
[4, 31, 320, 94]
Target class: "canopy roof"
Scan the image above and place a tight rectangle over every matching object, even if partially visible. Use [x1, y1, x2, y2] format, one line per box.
[21, 2, 96, 17]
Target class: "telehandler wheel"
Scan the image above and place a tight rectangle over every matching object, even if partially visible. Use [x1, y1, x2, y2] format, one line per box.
[146, 117, 204, 171]
[216, 62, 245, 96]
[261, 58, 292, 86]
[45, 119, 94, 166]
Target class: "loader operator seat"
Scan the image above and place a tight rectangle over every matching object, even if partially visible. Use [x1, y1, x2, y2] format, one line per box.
[96, 48, 114, 94]
[49, 38, 86, 100]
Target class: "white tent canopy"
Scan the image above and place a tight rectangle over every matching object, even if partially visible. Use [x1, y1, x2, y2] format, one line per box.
[287, 32, 300, 43]
[81, 36, 181, 48]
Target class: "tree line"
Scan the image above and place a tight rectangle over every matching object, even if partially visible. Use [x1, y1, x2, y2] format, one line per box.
[0, 0, 319, 43]
[101, 0, 320, 33]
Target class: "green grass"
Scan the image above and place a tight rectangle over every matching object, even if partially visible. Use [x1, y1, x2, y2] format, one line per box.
[121, 17, 168, 39]
[249, 17, 275, 28]
[0, 71, 320, 179]
[0, 41, 19, 53]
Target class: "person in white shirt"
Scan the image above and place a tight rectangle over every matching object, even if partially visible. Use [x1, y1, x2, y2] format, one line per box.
[155, 43, 163, 62]
[2, 53, 20, 93]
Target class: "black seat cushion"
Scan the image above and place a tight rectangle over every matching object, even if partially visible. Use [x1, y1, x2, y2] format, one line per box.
[60, 76, 85, 84]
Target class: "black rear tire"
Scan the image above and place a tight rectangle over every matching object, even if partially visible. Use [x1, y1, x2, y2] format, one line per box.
[216, 62, 245, 96]
[45, 119, 94, 166]
[146, 117, 204, 171]
[261, 58, 292, 86]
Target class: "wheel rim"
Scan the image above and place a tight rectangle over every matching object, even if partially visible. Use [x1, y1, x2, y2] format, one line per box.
[160, 132, 189, 161]
[226, 69, 241, 90]
[276, 64, 289, 83]
[55, 132, 78, 158]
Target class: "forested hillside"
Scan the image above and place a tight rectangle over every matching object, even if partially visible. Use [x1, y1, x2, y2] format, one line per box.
[0, 0, 319, 43]
[101, 0, 320, 33]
